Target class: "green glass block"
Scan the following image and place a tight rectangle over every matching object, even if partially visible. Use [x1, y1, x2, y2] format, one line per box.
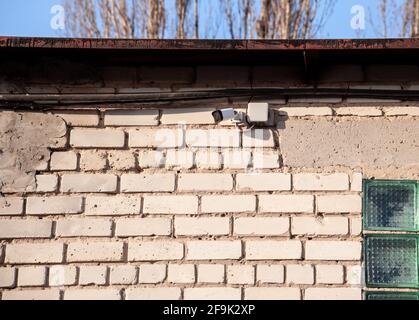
[366, 292, 419, 300]
[365, 235, 419, 288]
[363, 180, 418, 231]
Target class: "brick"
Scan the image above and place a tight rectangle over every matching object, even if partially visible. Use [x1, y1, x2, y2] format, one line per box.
[197, 264, 225, 283]
[64, 289, 121, 300]
[227, 265, 254, 285]
[286, 265, 314, 285]
[143, 196, 198, 214]
[85, 196, 142, 216]
[346, 265, 363, 285]
[236, 173, 291, 191]
[385, 107, 419, 116]
[291, 217, 348, 236]
[365, 64, 418, 81]
[244, 288, 301, 300]
[79, 266, 107, 285]
[116, 218, 171, 237]
[0, 267, 16, 288]
[67, 242, 124, 262]
[104, 109, 159, 126]
[316, 265, 344, 284]
[161, 108, 215, 124]
[141, 66, 194, 83]
[234, 217, 289, 236]
[257, 265, 284, 284]
[70, 129, 125, 148]
[129, 128, 183, 148]
[178, 174, 233, 192]
[350, 217, 363, 236]
[0, 219, 52, 239]
[167, 264, 195, 284]
[55, 218, 112, 237]
[350, 84, 401, 90]
[121, 174, 175, 192]
[222, 150, 251, 169]
[5, 243, 64, 264]
[335, 107, 382, 116]
[258, 195, 314, 213]
[26, 196, 83, 215]
[108, 151, 136, 170]
[186, 129, 241, 147]
[246, 241, 302, 260]
[61, 174, 117, 193]
[175, 217, 229, 236]
[129, 241, 184, 261]
[351, 172, 363, 192]
[50, 151, 78, 171]
[110, 266, 137, 285]
[125, 287, 181, 300]
[0, 197, 24, 215]
[49, 266, 77, 286]
[18, 266, 47, 287]
[2, 289, 60, 300]
[196, 65, 249, 85]
[289, 97, 342, 104]
[195, 150, 222, 169]
[186, 241, 242, 260]
[35, 175, 58, 192]
[305, 288, 362, 300]
[305, 241, 362, 261]
[252, 150, 280, 169]
[165, 150, 194, 169]
[79, 150, 107, 171]
[243, 129, 275, 148]
[201, 195, 256, 213]
[293, 173, 349, 191]
[138, 265, 166, 284]
[102, 65, 136, 86]
[138, 150, 165, 168]
[318, 65, 364, 82]
[317, 195, 362, 213]
[346, 98, 400, 104]
[184, 288, 241, 300]
[54, 111, 99, 126]
[278, 107, 333, 116]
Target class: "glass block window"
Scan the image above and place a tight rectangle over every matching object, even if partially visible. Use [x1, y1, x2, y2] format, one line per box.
[365, 235, 419, 288]
[366, 292, 419, 300]
[363, 180, 418, 231]
[364, 180, 419, 293]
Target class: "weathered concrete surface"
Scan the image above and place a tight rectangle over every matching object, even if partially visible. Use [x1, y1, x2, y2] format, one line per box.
[278, 118, 419, 178]
[0, 111, 66, 193]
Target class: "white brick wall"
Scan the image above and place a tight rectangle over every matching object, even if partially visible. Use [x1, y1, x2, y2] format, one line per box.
[234, 217, 289, 236]
[67, 242, 124, 262]
[71, 129, 125, 148]
[121, 174, 175, 192]
[175, 217, 230, 236]
[186, 241, 242, 260]
[246, 241, 302, 260]
[1, 107, 376, 300]
[236, 173, 291, 191]
[201, 195, 256, 213]
[61, 174, 117, 193]
[128, 241, 184, 261]
[143, 196, 198, 214]
[178, 174, 233, 191]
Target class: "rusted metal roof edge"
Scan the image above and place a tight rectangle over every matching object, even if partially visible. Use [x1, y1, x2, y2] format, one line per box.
[1, 37, 419, 50]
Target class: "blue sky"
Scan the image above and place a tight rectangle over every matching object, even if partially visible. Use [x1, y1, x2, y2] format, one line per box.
[0, 0, 403, 39]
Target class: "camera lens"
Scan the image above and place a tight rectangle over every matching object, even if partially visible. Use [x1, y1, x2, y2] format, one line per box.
[212, 110, 223, 123]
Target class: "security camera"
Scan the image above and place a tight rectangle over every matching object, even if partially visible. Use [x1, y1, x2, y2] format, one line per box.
[212, 108, 238, 123]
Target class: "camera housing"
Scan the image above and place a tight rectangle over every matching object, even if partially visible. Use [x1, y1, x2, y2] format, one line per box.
[211, 108, 237, 123]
